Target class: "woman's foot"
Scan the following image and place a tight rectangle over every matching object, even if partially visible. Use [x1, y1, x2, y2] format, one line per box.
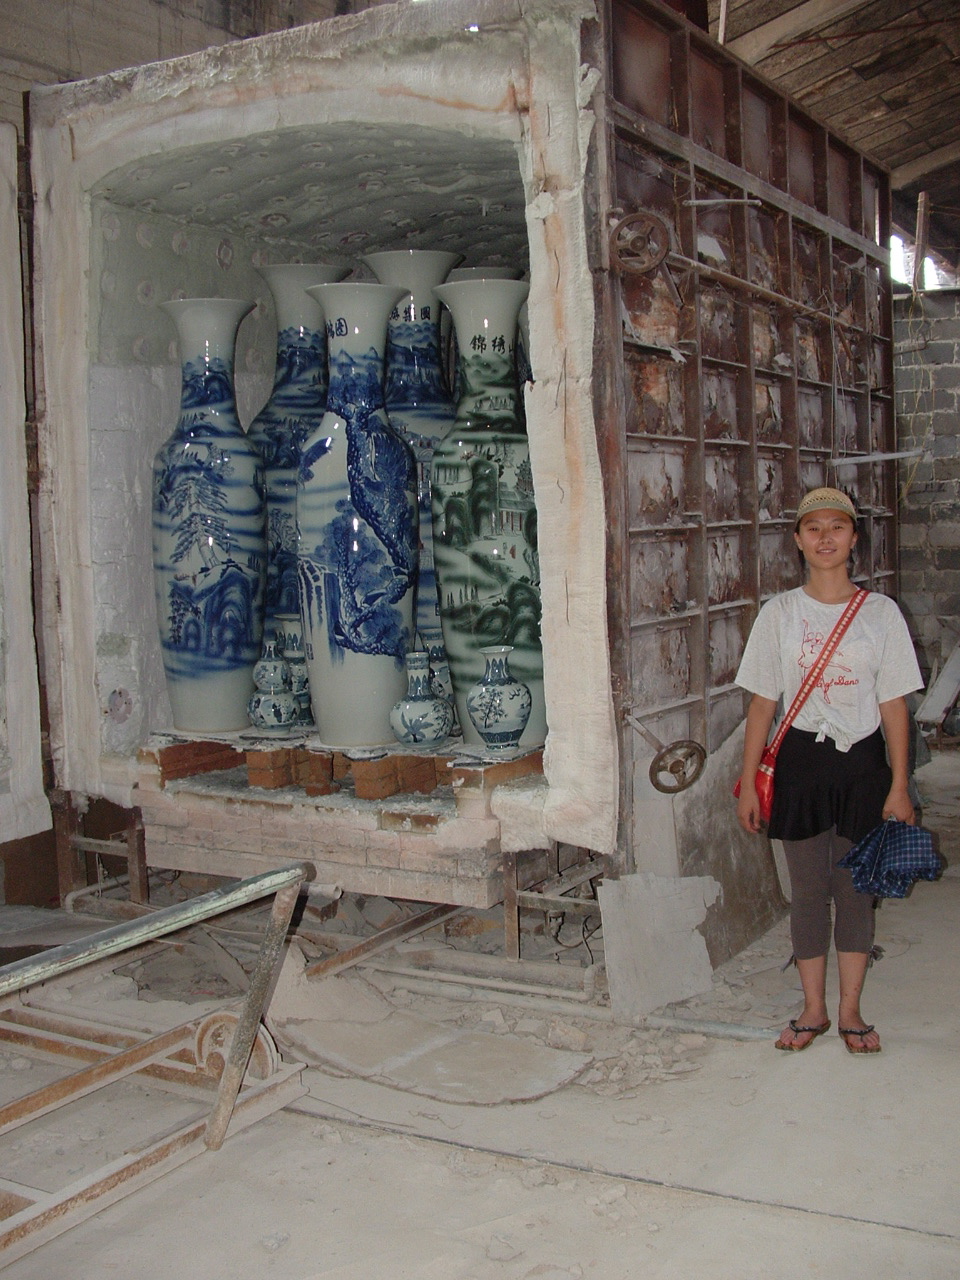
[775, 1017, 831, 1051]
[838, 1022, 882, 1054]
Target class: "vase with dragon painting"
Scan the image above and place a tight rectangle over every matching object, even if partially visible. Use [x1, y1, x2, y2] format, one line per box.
[246, 264, 346, 645]
[297, 282, 418, 746]
[389, 650, 453, 746]
[152, 297, 266, 732]
[431, 279, 545, 749]
[362, 250, 460, 661]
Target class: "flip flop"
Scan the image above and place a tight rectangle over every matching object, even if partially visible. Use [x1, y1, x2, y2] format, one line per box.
[839, 1025, 882, 1054]
[775, 1019, 831, 1051]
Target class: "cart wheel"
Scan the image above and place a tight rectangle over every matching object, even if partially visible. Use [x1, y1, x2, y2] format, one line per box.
[610, 210, 670, 275]
[195, 1011, 281, 1080]
[649, 740, 707, 793]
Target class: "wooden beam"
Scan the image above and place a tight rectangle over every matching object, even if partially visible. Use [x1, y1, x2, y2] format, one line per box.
[726, 0, 871, 63]
[891, 139, 960, 189]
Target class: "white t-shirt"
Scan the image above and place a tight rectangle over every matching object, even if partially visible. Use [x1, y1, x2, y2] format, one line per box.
[735, 588, 923, 751]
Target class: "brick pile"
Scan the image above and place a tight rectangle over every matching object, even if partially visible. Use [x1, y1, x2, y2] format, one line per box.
[135, 738, 547, 908]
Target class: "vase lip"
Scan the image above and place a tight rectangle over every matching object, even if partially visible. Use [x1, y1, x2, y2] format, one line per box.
[361, 249, 464, 285]
[362, 249, 464, 267]
[304, 282, 409, 319]
[447, 266, 524, 281]
[480, 644, 514, 656]
[434, 279, 530, 307]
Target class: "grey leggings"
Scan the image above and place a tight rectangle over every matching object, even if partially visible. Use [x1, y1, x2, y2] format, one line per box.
[783, 827, 876, 959]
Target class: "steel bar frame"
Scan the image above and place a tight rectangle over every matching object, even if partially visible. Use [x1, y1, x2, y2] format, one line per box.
[0, 862, 310, 1262]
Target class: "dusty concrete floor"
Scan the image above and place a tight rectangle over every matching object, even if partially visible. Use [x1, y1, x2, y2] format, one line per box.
[1, 749, 958, 1278]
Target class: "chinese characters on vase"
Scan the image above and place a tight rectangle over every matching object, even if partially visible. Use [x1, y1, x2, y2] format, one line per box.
[150, 255, 543, 756]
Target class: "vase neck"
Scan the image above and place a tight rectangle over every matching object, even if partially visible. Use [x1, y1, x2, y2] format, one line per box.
[384, 307, 449, 408]
[435, 280, 528, 429]
[270, 329, 327, 396]
[308, 283, 406, 412]
[161, 298, 251, 429]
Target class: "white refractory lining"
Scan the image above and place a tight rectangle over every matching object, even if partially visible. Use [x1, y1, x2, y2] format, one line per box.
[0, 122, 51, 839]
[30, 0, 618, 854]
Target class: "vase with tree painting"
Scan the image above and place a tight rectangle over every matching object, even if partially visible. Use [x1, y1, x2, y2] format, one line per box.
[152, 297, 265, 732]
[430, 279, 545, 749]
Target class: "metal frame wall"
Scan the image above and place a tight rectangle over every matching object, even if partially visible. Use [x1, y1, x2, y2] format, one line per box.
[593, 0, 897, 868]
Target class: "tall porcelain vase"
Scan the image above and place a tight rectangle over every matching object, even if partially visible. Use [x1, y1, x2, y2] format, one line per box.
[362, 250, 460, 659]
[298, 282, 418, 746]
[247, 264, 346, 644]
[431, 279, 546, 750]
[152, 298, 266, 732]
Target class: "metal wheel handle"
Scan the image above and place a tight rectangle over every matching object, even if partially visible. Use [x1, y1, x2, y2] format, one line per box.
[609, 210, 671, 275]
[649, 740, 707, 793]
[625, 713, 707, 793]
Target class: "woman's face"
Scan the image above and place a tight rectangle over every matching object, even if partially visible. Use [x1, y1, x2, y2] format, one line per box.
[794, 509, 857, 570]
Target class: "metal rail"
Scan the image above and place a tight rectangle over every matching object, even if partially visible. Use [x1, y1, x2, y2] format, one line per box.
[0, 861, 311, 1150]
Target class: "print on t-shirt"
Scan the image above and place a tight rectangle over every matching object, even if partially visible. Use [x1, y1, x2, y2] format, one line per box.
[798, 617, 859, 705]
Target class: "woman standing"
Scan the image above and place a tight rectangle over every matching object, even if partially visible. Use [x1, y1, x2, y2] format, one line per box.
[735, 488, 923, 1053]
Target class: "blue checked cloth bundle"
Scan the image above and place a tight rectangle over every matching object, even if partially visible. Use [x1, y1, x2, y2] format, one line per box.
[838, 819, 942, 899]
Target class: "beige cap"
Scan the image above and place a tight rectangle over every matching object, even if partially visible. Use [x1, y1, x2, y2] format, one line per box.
[795, 487, 857, 524]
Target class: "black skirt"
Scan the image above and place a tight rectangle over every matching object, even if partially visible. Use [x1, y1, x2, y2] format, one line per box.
[768, 726, 890, 844]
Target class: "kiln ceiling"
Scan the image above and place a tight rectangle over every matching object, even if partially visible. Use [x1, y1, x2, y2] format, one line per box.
[92, 121, 530, 268]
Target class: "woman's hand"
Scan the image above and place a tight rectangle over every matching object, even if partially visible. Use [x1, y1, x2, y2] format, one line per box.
[737, 693, 778, 835]
[737, 783, 763, 834]
[882, 782, 916, 824]
[879, 697, 916, 824]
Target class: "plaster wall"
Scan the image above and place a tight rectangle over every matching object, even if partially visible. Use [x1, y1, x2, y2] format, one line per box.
[30, 0, 619, 858]
[0, 123, 49, 841]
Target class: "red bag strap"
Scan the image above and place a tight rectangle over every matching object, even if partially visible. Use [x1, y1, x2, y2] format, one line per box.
[768, 588, 869, 754]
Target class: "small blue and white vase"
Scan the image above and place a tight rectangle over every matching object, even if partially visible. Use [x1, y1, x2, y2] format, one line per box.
[152, 297, 266, 733]
[275, 612, 312, 726]
[298, 282, 418, 746]
[390, 650, 454, 746]
[465, 645, 532, 753]
[247, 640, 298, 731]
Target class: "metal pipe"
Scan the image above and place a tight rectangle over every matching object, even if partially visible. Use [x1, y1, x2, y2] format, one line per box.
[63, 870, 167, 913]
[0, 863, 311, 1001]
[204, 878, 303, 1150]
[643, 1014, 772, 1041]
[373, 974, 774, 1040]
[363, 960, 594, 1002]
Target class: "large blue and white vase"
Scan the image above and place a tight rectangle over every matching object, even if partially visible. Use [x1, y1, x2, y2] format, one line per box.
[298, 282, 418, 746]
[362, 249, 460, 660]
[152, 298, 266, 732]
[431, 279, 546, 750]
[246, 263, 346, 645]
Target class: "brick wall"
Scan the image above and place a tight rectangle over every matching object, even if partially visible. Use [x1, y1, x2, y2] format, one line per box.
[895, 288, 960, 678]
